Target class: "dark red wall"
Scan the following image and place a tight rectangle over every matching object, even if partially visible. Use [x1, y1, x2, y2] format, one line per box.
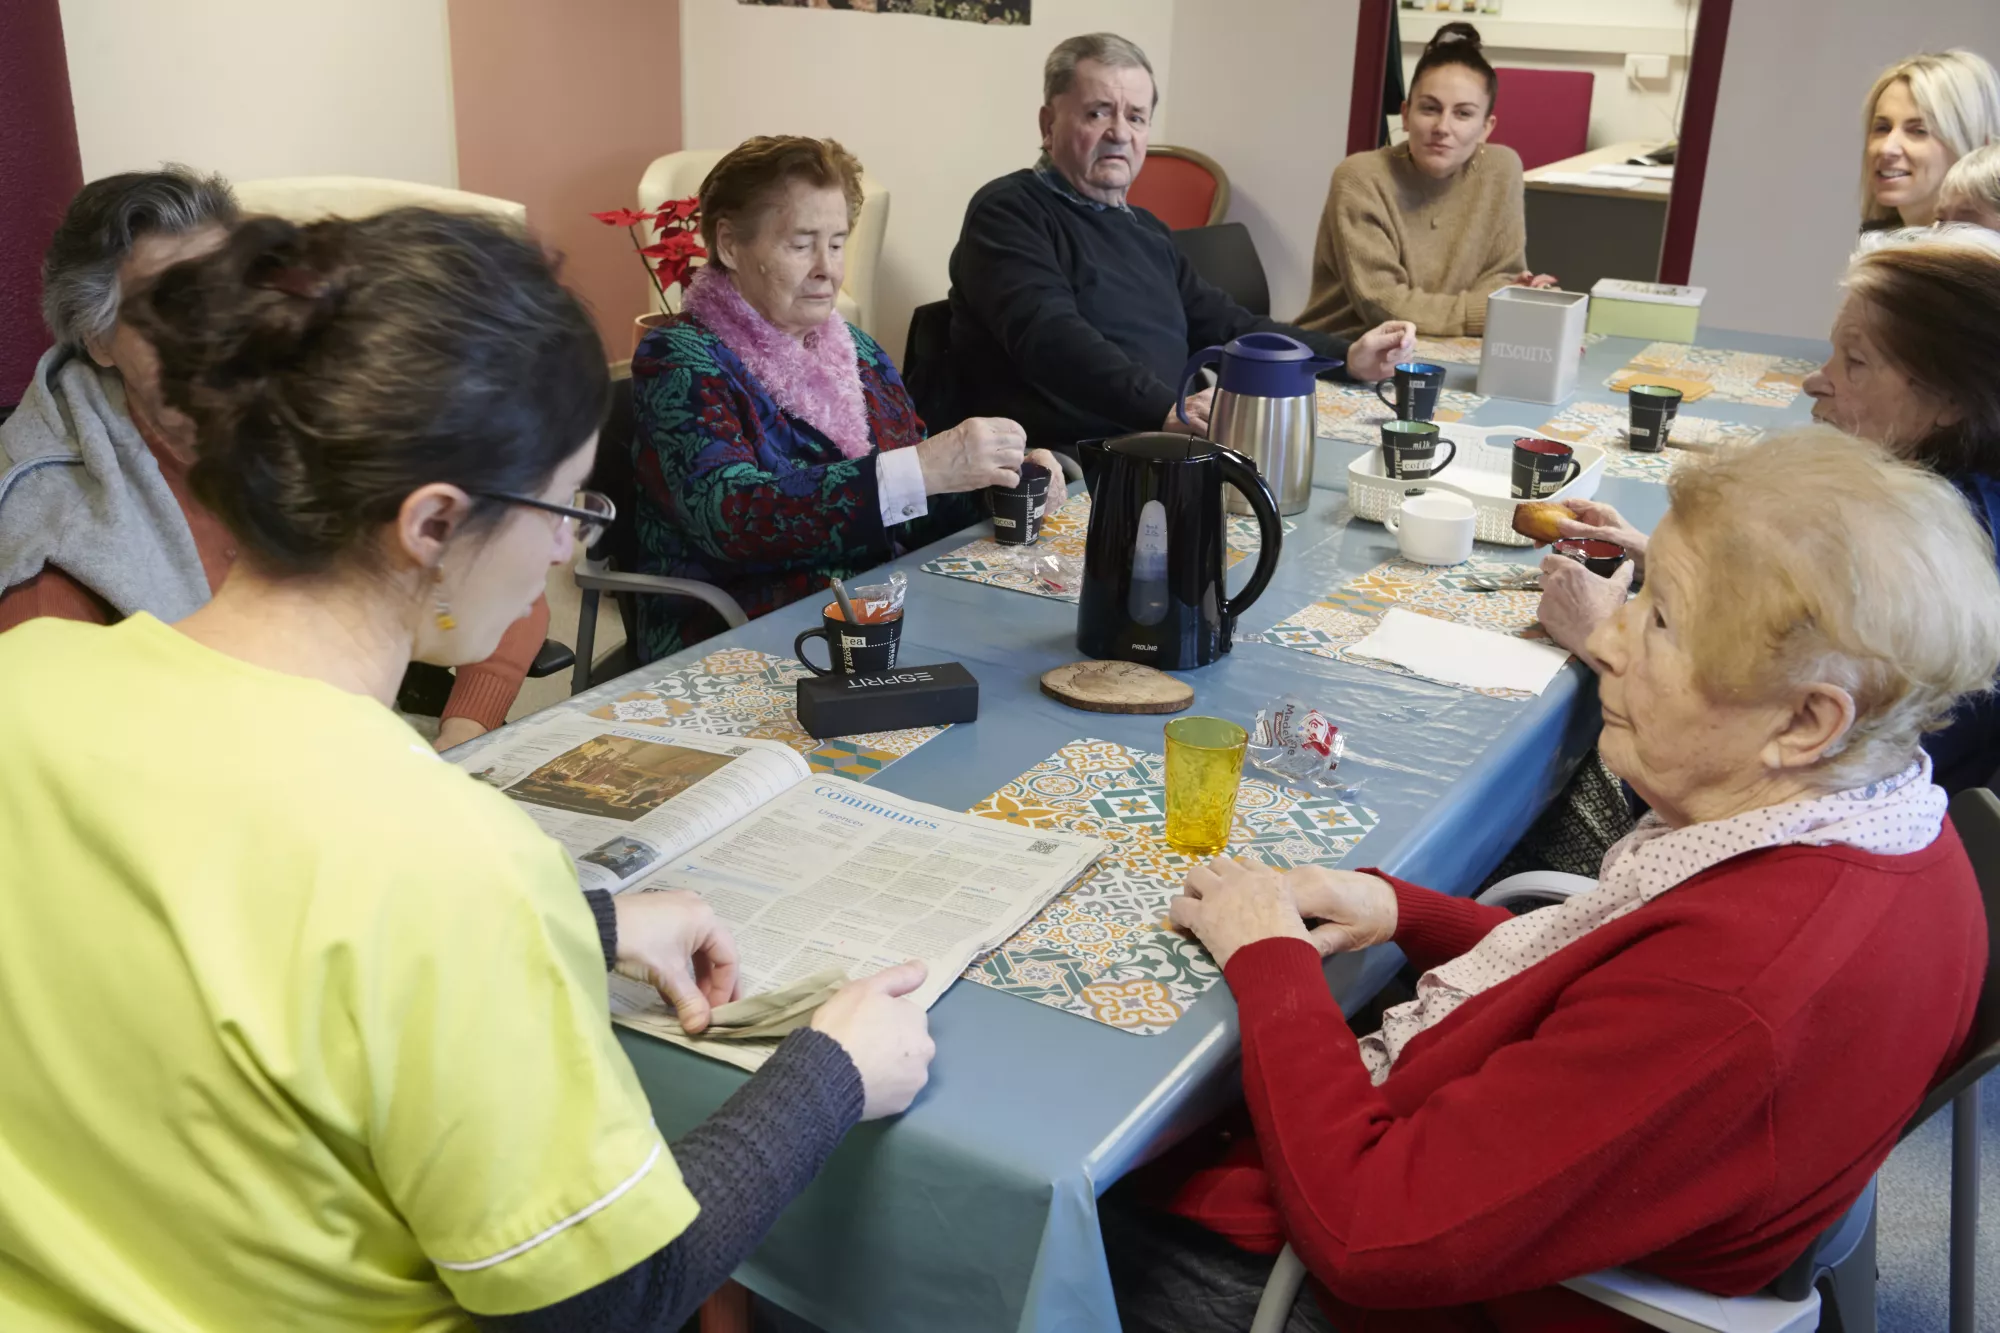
[0, 0, 84, 407]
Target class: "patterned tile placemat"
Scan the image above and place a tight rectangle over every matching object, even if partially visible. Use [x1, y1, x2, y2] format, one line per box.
[1537, 400, 1765, 482]
[921, 493, 1289, 604]
[587, 647, 941, 781]
[963, 738, 1377, 1035]
[1410, 335, 1485, 365]
[1604, 341, 1819, 408]
[1406, 331, 1607, 367]
[1258, 558, 1559, 701]
[1315, 381, 1488, 445]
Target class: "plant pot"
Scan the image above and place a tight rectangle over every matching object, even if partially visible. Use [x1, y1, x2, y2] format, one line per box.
[632, 311, 671, 355]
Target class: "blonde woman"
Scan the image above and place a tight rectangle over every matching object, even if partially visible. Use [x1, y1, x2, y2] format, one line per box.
[1940, 142, 2000, 229]
[1861, 49, 2000, 229]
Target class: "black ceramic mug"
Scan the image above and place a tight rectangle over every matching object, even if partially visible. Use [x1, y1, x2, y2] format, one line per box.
[1627, 384, 1683, 453]
[1378, 419, 1457, 480]
[795, 602, 903, 675]
[1511, 438, 1583, 499]
[988, 459, 1051, 546]
[1373, 361, 1447, 422]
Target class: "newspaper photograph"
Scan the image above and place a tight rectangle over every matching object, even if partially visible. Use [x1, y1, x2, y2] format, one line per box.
[463, 714, 811, 893]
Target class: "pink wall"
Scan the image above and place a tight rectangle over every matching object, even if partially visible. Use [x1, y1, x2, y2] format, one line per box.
[448, 0, 683, 357]
[1, 0, 83, 405]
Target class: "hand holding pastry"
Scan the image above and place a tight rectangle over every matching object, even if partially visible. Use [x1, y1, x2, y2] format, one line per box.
[1510, 500, 1569, 546]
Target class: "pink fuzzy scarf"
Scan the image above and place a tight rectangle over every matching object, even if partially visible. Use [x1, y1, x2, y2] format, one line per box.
[681, 265, 872, 459]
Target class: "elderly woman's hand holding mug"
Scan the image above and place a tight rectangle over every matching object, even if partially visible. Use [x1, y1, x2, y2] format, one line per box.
[1555, 498, 1649, 562]
[1534, 498, 1647, 666]
[914, 418, 1067, 510]
[1538, 556, 1634, 669]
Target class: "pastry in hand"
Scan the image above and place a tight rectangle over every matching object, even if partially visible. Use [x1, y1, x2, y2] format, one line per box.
[1511, 500, 1568, 546]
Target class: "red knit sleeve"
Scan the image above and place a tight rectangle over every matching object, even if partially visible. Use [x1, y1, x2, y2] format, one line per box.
[1373, 871, 1516, 972]
[441, 595, 550, 731]
[1223, 936, 1779, 1310]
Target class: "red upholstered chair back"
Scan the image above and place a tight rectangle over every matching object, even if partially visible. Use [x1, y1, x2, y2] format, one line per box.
[1488, 68, 1594, 171]
[1127, 146, 1230, 230]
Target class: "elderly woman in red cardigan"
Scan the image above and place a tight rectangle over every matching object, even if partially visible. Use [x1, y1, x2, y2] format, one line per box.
[1113, 427, 2000, 1332]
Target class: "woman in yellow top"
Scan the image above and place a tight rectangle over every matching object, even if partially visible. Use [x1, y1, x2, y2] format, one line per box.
[1296, 23, 1555, 340]
[0, 209, 933, 1331]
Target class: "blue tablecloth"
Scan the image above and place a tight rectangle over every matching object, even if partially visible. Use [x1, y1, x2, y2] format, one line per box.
[464, 328, 1826, 1333]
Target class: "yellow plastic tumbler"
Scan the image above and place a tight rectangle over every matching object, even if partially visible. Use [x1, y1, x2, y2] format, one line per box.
[1163, 716, 1249, 857]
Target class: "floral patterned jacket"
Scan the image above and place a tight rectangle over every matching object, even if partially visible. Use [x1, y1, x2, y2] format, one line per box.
[627, 314, 980, 665]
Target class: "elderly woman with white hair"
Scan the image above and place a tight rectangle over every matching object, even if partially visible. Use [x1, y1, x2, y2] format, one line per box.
[1940, 142, 2000, 229]
[1542, 228, 2000, 794]
[0, 167, 549, 748]
[1100, 429, 1998, 1332]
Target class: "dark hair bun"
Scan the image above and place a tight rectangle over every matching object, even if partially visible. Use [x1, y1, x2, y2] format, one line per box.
[139, 215, 348, 395]
[1411, 20, 1497, 107]
[1427, 21, 1483, 53]
[125, 208, 608, 577]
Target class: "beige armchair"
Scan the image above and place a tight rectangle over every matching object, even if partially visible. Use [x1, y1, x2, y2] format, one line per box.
[636, 149, 889, 339]
[231, 177, 527, 227]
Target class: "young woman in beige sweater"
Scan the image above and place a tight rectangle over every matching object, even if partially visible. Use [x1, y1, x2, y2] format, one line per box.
[1297, 24, 1555, 340]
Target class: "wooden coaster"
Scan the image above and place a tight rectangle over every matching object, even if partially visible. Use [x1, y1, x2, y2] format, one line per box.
[1040, 660, 1194, 714]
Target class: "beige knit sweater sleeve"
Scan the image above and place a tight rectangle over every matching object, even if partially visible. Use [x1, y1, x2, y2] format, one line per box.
[1301, 148, 1530, 338]
[1476, 156, 1531, 312]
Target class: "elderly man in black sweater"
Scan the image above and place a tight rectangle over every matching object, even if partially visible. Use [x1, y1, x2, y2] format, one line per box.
[947, 32, 1416, 453]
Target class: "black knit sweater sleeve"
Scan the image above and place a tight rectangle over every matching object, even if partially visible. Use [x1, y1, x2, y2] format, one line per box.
[475, 1027, 865, 1333]
[951, 179, 1185, 429]
[585, 889, 619, 969]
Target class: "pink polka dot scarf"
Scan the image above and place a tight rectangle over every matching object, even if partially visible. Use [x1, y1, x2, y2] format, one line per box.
[1358, 755, 1946, 1083]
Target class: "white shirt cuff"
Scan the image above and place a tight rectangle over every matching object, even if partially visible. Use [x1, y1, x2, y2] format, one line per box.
[877, 447, 929, 526]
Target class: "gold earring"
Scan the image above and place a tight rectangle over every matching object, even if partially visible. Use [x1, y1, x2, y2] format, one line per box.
[432, 568, 456, 632]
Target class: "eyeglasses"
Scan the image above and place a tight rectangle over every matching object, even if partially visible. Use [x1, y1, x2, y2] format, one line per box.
[473, 488, 617, 547]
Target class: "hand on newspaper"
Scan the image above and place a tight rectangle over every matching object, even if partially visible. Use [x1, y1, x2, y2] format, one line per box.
[614, 890, 742, 1035]
[811, 961, 936, 1119]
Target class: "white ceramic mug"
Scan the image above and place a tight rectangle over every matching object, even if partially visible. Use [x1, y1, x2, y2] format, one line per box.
[1384, 490, 1476, 565]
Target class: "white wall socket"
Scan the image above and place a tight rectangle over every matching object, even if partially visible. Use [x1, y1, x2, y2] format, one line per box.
[1625, 53, 1671, 83]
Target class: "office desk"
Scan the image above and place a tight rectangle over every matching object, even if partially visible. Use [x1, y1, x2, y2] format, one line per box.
[1524, 140, 1673, 293]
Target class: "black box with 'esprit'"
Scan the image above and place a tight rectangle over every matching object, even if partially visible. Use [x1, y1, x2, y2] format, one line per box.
[796, 662, 979, 739]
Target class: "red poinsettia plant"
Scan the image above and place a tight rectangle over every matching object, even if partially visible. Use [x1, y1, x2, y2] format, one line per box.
[591, 196, 705, 309]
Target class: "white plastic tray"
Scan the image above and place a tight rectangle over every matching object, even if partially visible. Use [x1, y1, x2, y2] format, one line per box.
[1347, 424, 1606, 547]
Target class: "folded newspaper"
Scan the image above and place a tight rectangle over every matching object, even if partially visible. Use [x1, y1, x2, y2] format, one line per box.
[459, 715, 1103, 1069]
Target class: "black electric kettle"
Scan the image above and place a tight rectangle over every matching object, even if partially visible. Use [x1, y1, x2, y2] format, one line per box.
[1076, 433, 1283, 670]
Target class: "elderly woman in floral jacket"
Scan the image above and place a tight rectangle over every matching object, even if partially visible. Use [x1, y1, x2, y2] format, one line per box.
[629, 135, 1062, 663]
